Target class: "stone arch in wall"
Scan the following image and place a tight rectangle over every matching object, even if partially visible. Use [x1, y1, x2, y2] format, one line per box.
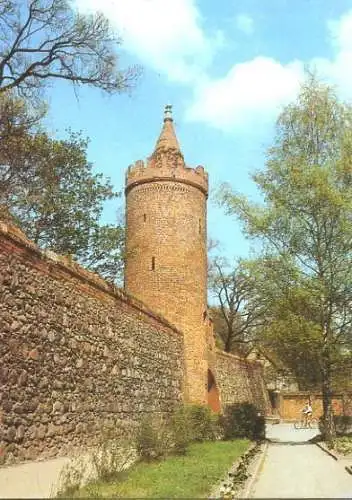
[207, 369, 221, 413]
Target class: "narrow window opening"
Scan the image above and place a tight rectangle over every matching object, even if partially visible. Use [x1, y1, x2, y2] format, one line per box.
[199, 219, 201, 234]
[151, 256, 155, 271]
[143, 213, 147, 222]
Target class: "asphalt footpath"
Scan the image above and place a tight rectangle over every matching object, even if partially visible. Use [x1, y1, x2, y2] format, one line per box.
[251, 423, 352, 498]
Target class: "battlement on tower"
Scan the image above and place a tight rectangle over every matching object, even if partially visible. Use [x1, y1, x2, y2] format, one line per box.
[125, 105, 208, 197]
[126, 157, 209, 196]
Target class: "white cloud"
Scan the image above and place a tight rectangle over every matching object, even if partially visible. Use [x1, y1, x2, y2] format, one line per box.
[328, 11, 352, 51]
[187, 10, 352, 131]
[187, 58, 303, 129]
[314, 11, 352, 96]
[74, 0, 220, 83]
[74, 2, 352, 132]
[235, 14, 254, 35]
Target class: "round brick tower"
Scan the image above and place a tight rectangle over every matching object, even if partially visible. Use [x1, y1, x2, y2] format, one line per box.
[125, 105, 209, 404]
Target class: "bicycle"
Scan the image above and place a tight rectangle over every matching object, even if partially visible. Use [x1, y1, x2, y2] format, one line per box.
[293, 416, 318, 429]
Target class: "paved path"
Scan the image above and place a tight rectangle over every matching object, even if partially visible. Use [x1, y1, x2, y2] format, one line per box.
[0, 456, 69, 498]
[251, 424, 352, 498]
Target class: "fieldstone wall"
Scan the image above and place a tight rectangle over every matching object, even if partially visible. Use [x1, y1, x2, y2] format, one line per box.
[0, 221, 184, 465]
[215, 350, 271, 414]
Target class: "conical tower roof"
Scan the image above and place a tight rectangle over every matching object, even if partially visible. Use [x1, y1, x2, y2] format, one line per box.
[153, 105, 182, 154]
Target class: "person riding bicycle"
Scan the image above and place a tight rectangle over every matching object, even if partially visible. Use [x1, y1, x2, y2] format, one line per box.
[301, 401, 313, 427]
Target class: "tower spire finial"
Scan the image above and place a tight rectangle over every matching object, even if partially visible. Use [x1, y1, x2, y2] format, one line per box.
[164, 104, 173, 121]
[153, 104, 182, 155]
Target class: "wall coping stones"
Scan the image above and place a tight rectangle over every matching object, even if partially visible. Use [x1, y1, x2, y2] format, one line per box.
[0, 220, 183, 339]
[215, 348, 261, 367]
[281, 391, 351, 398]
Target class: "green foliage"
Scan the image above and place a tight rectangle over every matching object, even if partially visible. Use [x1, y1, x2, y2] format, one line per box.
[55, 432, 135, 497]
[184, 404, 220, 442]
[136, 405, 219, 461]
[0, 92, 46, 199]
[136, 415, 172, 461]
[219, 73, 352, 441]
[221, 403, 265, 441]
[330, 436, 352, 455]
[91, 431, 135, 482]
[0, 97, 125, 283]
[170, 406, 192, 455]
[74, 440, 250, 498]
[56, 456, 87, 498]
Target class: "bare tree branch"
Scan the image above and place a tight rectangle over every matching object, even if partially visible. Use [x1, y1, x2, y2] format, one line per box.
[0, 0, 141, 100]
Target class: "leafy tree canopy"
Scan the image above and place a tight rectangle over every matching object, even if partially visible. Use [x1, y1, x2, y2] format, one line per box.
[1, 92, 124, 283]
[219, 74, 352, 440]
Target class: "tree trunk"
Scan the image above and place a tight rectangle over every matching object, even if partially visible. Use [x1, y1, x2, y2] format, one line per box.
[224, 336, 231, 353]
[321, 353, 335, 443]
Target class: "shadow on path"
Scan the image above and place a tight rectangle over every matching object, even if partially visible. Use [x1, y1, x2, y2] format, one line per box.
[268, 439, 316, 446]
[265, 422, 320, 444]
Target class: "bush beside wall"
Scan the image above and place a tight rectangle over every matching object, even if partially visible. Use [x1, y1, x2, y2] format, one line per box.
[221, 403, 265, 441]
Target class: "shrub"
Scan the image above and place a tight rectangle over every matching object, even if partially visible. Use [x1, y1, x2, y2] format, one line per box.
[332, 436, 352, 455]
[335, 415, 352, 435]
[170, 406, 192, 455]
[185, 404, 219, 442]
[91, 430, 135, 482]
[136, 415, 172, 461]
[221, 403, 265, 441]
[319, 415, 352, 437]
[55, 456, 87, 498]
[136, 405, 220, 460]
[55, 430, 136, 497]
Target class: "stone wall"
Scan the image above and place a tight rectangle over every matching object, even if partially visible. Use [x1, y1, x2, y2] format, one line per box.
[215, 350, 271, 414]
[0, 222, 184, 465]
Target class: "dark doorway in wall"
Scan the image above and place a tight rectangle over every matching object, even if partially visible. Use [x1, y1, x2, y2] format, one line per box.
[207, 369, 221, 413]
[268, 389, 280, 415]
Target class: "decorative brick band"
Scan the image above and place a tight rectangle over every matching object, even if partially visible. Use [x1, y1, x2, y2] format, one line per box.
[125, 176, 208, 197]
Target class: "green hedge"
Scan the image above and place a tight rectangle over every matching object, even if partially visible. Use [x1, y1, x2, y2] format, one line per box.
[136, 404, 219, 460]
[221, 403, 265, 441]
[319, 415, 352, 436]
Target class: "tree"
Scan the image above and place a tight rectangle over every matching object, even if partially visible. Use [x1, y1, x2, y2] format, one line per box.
[0, 91, 46, 199]
[208, 258, 265, 353]
[4, 128, 124, 283]
[220, 75, 352, 441]
[245, 256, 327, 391]
[0, 0, 139, 100]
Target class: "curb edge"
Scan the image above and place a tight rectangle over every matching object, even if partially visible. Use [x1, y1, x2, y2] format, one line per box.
[242, 441, 268, 499]
[315, 442, 339, 461]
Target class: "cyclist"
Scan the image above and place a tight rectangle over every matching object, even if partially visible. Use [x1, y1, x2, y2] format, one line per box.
[301, 401, 313, 427]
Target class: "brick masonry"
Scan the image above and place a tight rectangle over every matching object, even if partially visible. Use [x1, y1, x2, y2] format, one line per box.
[125, 117, 209, 404]
[279, 392, 351, 420]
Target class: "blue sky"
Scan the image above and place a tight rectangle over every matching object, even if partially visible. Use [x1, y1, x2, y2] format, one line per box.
[44, 0, 352, 262]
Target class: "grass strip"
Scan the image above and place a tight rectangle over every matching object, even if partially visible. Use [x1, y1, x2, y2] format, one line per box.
[331, 436, 352, 456]
[76, 439, 250, 498]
